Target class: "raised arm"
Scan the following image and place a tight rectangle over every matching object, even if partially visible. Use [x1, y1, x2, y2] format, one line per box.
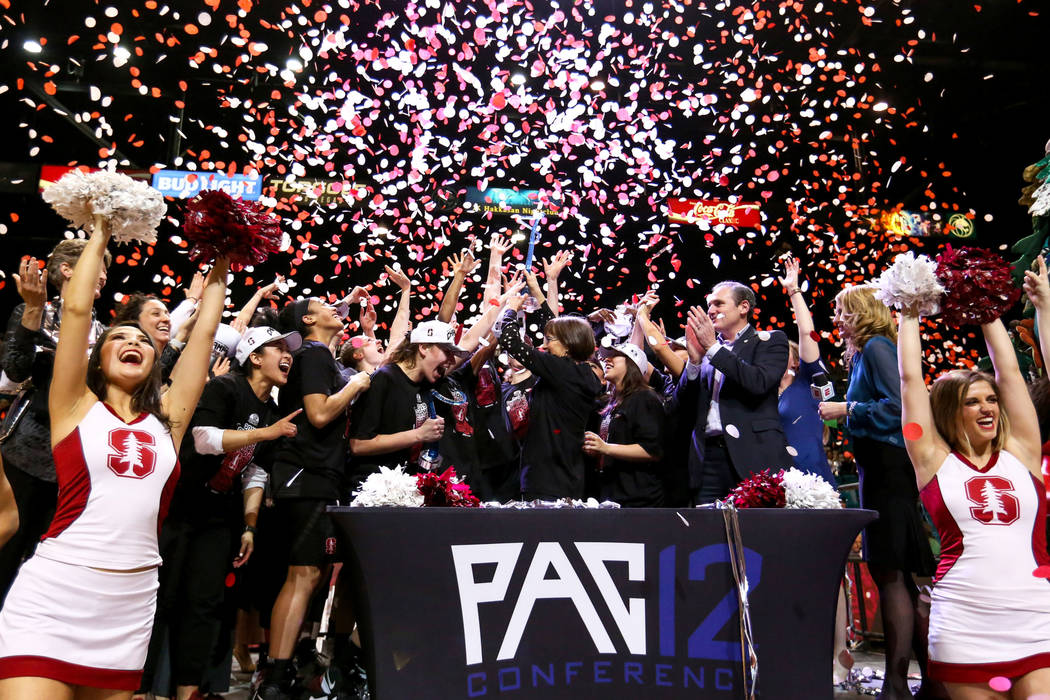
[164, 258, 229, 446]
[985, 315, 1042, 471]
[637, 298, 686, 380]
[385, 265, 412, 350]
[457, 278, 525, 355]
[438, 251, 478, 323]
[779, 256, 819, 363]
[482, 233, 512, 307]
[50, 217, 110, 434]
[234, 276, 282, 328]
[541, 250, 572, 314]
[897, 310, 948, 486]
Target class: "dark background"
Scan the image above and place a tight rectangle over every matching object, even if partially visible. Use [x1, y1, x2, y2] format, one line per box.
[0, 0, 1045, 374]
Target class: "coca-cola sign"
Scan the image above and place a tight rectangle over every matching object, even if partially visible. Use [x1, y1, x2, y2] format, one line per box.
[667, 198, 761, 227]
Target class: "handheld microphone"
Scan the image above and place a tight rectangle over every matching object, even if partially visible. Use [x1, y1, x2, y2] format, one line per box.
[810, 372, 835, 402]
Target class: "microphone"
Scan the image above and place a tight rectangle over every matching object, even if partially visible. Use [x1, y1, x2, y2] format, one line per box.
[810, 372, 834, 402]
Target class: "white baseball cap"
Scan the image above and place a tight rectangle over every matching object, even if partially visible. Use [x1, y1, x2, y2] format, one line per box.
[235, 326, 303, 365]
[600, 342, 650, 375]
[212, 323, 243, 359]
[410, 320, 469, 356]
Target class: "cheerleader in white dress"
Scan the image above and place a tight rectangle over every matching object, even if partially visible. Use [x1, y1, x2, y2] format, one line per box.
[897, 256, 1050, 699]
[0, 216, 228, 700]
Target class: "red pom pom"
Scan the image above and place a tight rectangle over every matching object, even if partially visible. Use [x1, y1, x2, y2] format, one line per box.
[726, 469, 786, 508]
[935, 244, 1021, 326]
[183, 190, 282, 271]
[417, 467, 480, 508]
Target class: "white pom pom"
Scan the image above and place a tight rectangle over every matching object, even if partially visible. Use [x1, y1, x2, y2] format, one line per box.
[350, 466, 424, 507]
[782, 468, 842, 509]
[1030, 179, 1050, 218]
[872, 252, 945, 316]
[42, 169, 166, 245]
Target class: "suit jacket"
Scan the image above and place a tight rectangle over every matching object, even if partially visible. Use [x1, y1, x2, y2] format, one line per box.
[674, 325, 793, 489]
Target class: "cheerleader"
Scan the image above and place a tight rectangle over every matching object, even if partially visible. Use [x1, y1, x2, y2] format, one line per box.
[896, 257, 1050, 699]
[0, 217, 227, 698]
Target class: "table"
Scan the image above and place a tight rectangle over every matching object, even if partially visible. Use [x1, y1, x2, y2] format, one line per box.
[328, 507, 876, 699]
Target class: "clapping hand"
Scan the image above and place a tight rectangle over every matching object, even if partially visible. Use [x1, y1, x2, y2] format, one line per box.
[14, 257, 46, 309]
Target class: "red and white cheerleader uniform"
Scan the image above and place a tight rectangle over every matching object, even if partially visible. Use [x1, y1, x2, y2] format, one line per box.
[920, 449, 1050, 683]
[0, 402, 179, 690]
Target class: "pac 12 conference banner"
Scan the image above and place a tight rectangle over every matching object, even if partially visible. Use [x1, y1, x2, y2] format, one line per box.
[329, 507, 874, 699]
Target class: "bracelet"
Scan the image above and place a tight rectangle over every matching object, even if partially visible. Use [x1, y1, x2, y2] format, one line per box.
[244, 525, 257, 535]
[789, 290, 802, 298]
[169, 338, 186, 351]
[846, 402, 856, 420]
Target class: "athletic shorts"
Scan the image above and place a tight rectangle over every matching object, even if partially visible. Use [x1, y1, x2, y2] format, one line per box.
[0, 554, 158, 690]
[271, 497, 340, 568]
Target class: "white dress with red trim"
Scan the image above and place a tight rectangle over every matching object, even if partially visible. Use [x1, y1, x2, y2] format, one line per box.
[0, 401, 179, 690]
[920, 449, 1050, 684]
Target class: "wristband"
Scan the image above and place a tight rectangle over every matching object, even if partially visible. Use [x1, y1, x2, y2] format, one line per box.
[244, 525, 257, 535]
[169, 338, 186, 351]
[846, 401, 857, 420]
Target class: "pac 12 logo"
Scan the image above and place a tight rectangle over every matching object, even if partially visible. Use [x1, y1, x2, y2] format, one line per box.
[451, 541, 761, 696]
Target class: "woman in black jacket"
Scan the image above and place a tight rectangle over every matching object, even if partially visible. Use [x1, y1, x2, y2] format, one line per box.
[584, 343, 666, 506]
[496, 301, 602, 500]
[0, 242, 110, 604]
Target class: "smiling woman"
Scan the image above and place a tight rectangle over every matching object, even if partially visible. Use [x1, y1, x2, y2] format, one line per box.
[895, 257, 1050, 698]
[0, 214, 229, 699]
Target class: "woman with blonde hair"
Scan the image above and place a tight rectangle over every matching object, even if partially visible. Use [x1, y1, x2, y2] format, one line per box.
[894, 258, 1050, 699]
[819, 284, 937, 699]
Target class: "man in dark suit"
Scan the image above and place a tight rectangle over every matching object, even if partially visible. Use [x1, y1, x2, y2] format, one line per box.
[675, 281, 792, 505]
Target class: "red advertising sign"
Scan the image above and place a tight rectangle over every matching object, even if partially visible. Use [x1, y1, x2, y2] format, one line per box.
[667, 198, 761, 227]
[39, 165, 151, 192]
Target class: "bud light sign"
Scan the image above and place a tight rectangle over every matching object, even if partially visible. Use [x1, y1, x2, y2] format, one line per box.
[151, 170, 262, 200]
[329, 507, 874, 699]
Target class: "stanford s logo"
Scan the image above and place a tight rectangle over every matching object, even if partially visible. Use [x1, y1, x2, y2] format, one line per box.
[107, 428, 157, 479]
[964, 476, 1020, 525]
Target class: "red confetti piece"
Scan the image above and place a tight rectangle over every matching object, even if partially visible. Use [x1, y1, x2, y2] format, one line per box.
[902, 423, 924, 441]
[1033, 566, 1050, 578]
[225, 572, 236, 588]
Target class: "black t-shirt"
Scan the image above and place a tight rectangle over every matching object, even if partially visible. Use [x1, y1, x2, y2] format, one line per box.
[597, 389, 667, 507]
[347, 363, 428, 485]
[271, 340, 349, 500]
[171, 373, 278, 523]
[471, 361, 518, 468]
[430, 363, 479, 479]
[498, 306, 603, 500]
[502, 373, 538, 442]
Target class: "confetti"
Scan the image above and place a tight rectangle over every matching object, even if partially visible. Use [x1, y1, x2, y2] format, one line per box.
[988, 677, 1011, 692]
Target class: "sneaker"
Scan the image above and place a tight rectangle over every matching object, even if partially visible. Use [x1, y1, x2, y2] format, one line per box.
[253, 681, 293, 700]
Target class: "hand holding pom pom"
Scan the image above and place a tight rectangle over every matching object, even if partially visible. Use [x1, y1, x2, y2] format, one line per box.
[183, 190, 282, 271]
[936, 244, 1022, 326]
[42, 169, 166, 245]
[873, 252, 945, 317]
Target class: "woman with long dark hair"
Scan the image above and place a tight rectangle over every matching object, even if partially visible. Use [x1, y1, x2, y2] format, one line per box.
[583, 343, 665, 506]
[818, 285, 937, 698]
[0, 216, 227, 699]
